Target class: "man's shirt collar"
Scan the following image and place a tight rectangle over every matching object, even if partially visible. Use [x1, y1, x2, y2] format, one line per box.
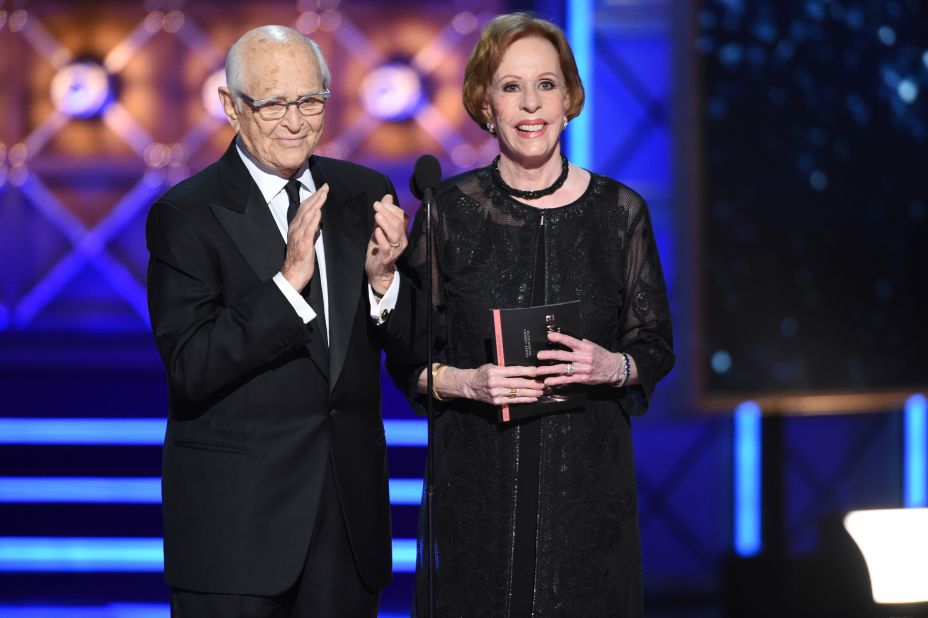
[235, 136, 316, 204]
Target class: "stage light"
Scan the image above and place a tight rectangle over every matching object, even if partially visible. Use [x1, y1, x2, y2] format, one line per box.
[0, 606, 408, 618]
[162, 10, 184, 34]
[451, 11, 478, 35]
[296, 11, 322, 35]
[201, 68, 228, 121]
[8, 10, 27, 33]
[0, 418, 427, 446]
[50, 61, 113, 119]
[843, 508, 928, 604]
[7, 143, 27, 166]
[0, 478, 161, 503]
[0, 537, 416, 573]
[390, 479, 423, 505]
[734, 401, 762, 557]
[906, 394, 927, 507]
[711, 349, 732, 374]
[566, 0, 594, 169]
[0, 476, 422, 506]
[319, 9, 341, 33]
[0, 419, 165, 445]
[360, 63, 423, 122]
[0, 604, 168, 618]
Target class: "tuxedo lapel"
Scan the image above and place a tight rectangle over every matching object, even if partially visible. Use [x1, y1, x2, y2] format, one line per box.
[210, 142, 286, 282]
[209, 140, 329, 379]
[311, 156, 368, 392]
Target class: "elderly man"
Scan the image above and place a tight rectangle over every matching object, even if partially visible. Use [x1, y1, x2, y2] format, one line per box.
[146, 25, 422, 616]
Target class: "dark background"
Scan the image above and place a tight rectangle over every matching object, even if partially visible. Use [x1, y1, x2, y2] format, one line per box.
[699, 0, 928, 401]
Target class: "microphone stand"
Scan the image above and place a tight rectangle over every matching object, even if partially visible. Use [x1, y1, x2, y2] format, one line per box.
[411, 154, 440, 617]
[422, 184, 436, 618]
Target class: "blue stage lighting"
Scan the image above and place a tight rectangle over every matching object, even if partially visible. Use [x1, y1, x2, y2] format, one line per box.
[0, 418, 427, 447]
[389, 478, 424, 505]
[905, 394, 927, 507]
[0, 476, 424, 506]
[734, 401, 762, 557]
[0, 478, 160, 503]
[0, 537, 417, 573]
[0, 605, 167, 618]
[0, 537, 163, 572]
[566, 0, 594, 169]
[384, 419, 427, 446]
[0, 419, 165, 445]
[0, 605, 411, 618]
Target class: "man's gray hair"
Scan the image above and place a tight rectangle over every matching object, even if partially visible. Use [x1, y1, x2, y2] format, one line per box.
[225, 25, 331, 96]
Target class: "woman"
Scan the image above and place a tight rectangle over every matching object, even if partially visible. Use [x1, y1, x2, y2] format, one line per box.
[405, 12, 674, 617]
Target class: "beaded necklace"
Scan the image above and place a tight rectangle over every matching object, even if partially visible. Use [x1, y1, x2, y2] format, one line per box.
[490, 154, 569, 200]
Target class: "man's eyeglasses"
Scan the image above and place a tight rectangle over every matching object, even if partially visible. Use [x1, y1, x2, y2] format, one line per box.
[236, 90, 331, 121]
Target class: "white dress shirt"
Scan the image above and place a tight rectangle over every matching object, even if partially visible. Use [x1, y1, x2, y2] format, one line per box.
[235, 141, 399, 336]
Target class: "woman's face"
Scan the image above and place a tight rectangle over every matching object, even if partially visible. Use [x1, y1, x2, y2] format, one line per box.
[484, 36, 569, 168]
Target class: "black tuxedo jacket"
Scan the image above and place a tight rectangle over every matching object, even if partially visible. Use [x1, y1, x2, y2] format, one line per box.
[146, 140, 423, 595]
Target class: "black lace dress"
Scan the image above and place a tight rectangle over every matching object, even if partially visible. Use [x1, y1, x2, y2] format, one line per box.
[405, 164, 674, 617]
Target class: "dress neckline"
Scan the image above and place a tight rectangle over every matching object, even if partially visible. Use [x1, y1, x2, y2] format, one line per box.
[484, 164, 598, 215]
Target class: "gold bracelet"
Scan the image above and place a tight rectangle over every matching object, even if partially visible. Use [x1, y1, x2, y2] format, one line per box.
[431, 363, 449, 401]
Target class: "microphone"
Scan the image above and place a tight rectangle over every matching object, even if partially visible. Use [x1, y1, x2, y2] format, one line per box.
[410, 154, 442, 201]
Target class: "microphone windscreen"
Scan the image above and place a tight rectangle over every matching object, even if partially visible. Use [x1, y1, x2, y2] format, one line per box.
[410, 154, 442, 200]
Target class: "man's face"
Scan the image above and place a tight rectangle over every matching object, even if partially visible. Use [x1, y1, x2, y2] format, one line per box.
[220, 41, 326, 177]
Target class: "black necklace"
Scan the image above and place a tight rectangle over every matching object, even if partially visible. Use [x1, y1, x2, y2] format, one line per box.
[491, 154, 569, 200]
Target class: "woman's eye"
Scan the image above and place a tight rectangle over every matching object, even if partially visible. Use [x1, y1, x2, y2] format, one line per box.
[539, 81, 556, 90]
[502, 83, 519, 92]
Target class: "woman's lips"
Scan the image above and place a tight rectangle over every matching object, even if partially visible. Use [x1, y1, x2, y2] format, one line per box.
[515, 121, 547, 137]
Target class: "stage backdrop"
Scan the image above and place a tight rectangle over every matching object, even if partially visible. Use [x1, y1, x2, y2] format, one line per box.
[0, 0, 501, 334]
[695, 0, 928, 412]
[0, 1, 916, 616]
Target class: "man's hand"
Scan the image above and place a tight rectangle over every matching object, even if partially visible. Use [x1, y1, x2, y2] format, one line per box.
[281, 184, 328, 292]
[365, 194, 408, 294]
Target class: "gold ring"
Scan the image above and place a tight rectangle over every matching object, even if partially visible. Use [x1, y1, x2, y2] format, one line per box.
[509, 388, 518, 398]
[389, 241, 400, 247]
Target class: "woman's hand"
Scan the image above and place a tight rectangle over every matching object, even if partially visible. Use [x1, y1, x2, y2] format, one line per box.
[536, 332, 637, 387]
[460, 364, 545, 406]
[421, 363, 545, 405]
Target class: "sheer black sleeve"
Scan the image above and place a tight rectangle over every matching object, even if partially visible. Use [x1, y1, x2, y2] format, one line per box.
[614, 188, 675, 416]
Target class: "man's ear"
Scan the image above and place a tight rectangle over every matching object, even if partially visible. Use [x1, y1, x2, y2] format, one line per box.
[218, 87, 240, 131]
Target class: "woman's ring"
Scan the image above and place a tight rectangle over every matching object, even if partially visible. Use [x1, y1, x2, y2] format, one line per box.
[566, 363, 575, 377]
[509, 388, 518, 398]
[389, 241, 400, 247]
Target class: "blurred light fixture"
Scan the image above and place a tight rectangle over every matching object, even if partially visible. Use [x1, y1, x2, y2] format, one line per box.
[0, 418, 426, 446]
[50, 61, 113, 119]
[360, 62, 423, 122]
[734, 401, 761, 557]
[202, 68, 228, 121]
[843, 508, 928, 604]
[451, 11, 478, 35]
[906, 394, 927, 507]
